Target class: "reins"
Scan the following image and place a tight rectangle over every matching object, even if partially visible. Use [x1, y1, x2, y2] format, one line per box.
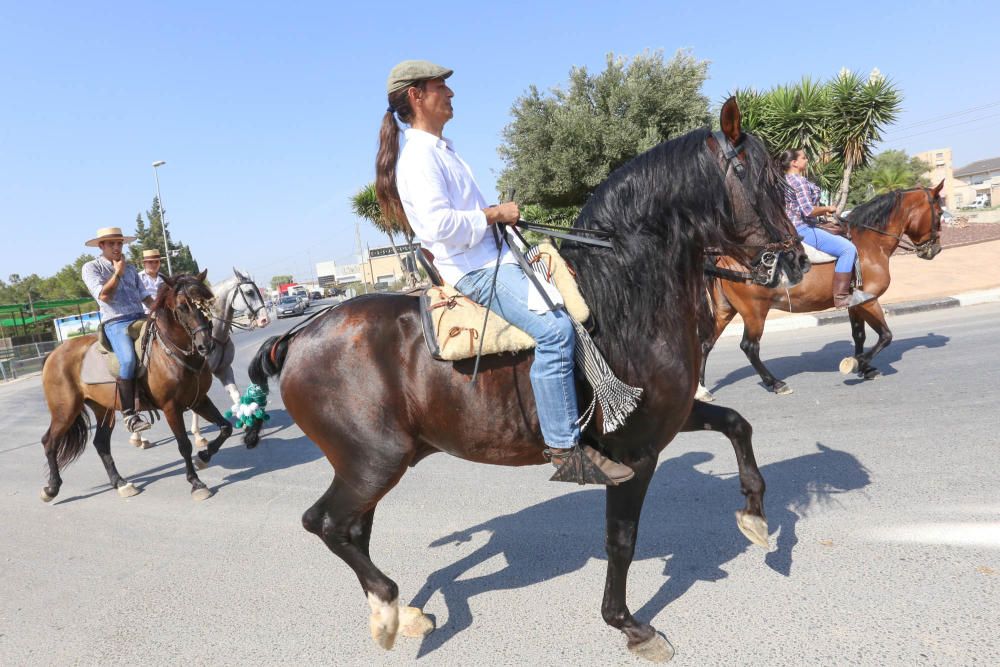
[845, 187, 940, 255]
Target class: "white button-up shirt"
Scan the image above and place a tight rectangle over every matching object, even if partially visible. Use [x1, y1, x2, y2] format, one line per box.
[396, 128, 513, 286]
[139, 270, 165, 313]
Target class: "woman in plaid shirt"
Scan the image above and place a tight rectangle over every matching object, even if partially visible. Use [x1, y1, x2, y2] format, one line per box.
[781, 149, 873, 308]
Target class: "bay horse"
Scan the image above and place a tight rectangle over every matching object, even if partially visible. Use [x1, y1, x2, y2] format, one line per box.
[127, 268, 271, 449]
[39, 272, 234, 502]
[247, 99, 805, 661]
[698, 182, 944, 398]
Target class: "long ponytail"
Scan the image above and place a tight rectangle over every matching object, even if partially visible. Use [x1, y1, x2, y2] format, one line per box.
[375, 85, 421, 231]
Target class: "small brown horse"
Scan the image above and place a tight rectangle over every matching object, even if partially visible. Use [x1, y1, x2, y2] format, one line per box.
[39, 271, 233, 502]
[698, 182, 944, 398]
[247, 100, 806, 661]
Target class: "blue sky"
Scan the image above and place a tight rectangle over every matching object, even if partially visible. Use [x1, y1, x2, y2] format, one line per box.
[3, 0, 997, 284]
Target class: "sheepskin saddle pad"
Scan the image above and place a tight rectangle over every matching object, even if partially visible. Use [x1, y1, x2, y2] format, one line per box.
[81, 319, 149, 384]
[419, 243, 589, 361]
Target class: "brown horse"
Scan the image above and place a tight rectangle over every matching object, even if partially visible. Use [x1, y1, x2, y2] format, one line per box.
[39, 271, 234, 502]
[698, 182, 944, 398]
[246, 99, 806, 661]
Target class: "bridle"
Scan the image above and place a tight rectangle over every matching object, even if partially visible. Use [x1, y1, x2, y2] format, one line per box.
[703, 131, 799, 286]
[215, 275, 268, 331]
[846, 187, 941, 256]
[150, 286, 213, 374]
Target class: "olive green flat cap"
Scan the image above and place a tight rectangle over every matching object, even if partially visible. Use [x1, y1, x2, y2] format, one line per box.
[386, 60, 453, 93]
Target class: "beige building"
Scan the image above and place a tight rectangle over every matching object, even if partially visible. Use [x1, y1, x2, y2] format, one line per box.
[315, 243, 419, 290]
[914, 148, 956, 206]
[951, 156, 1000, 209]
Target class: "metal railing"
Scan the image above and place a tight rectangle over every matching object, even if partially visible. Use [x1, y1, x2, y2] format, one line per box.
[0, 340, 60, 382]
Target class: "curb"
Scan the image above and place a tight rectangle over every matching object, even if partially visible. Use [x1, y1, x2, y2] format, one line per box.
[720, 287, 1000, 338]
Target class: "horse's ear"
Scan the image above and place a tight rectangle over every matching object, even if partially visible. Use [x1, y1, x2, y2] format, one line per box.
[162, 275, 176, 288]
[196, 269, 208, 283]
[932, 179, 944, 196]
[720, 96, 742, 145]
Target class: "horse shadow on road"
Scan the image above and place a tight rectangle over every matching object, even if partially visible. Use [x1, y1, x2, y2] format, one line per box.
[408, 442, 870, 657]
[126, 407, 323, 492]
[708, 331, 949, 394]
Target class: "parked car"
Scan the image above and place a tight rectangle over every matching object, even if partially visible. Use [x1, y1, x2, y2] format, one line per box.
[276, 295, 306, 318]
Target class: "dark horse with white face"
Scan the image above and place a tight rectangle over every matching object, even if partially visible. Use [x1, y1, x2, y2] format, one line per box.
[247, 99, 805, 661]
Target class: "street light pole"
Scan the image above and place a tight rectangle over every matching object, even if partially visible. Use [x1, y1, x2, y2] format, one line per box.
[151, 160, 172, 276]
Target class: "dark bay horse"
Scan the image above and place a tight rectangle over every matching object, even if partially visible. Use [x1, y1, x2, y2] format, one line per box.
[39, 272, 234, 502]
[698, 182, 944, 398]
[247, 99, 804, 661]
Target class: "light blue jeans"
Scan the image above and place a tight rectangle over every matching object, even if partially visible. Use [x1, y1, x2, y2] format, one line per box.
[456, 264, 579, 449]
[797, 224, 858, 273]
[105, 314, 144, 379]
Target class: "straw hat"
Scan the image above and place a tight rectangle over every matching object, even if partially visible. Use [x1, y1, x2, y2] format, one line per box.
[85, 226, 137, 248]
[142, 249, 162, 262]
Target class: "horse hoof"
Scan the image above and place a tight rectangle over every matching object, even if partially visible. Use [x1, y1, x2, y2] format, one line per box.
[735, 510, 769, 549]
[194, 436, 209, 450]
[368, 593, 399, 650]
[40, 488, 56, 503]
[399, 606, 435, 638]
[628, 632, 675, 663]
[862, 368, 881, 380]
[191, 487, 213, 501]
[839, 357, 859, 375]
[773, 383, 793, 396]
[194, 453, 209, 470]
[117, 482, 140, 498]
[694, 385, 715, 402]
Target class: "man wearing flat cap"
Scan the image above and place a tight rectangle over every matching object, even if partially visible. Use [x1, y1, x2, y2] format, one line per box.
[372, 60, 633, 484]
[81, 227, 154, 433]
[139, 248, 166, 314]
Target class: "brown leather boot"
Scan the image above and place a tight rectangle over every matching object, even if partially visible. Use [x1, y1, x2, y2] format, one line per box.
[832, 272, 875, 308]
[116, 378, 151, 433]
[546, 445, 635, 485]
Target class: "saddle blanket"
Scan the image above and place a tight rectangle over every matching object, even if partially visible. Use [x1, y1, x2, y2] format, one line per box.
[80, 320, 149, 384]
[420, 242, 590, 361]
[803, 244, 837, 264]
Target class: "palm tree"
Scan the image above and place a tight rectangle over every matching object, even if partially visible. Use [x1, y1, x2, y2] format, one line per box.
[350, 183, 418, 287]
[828, 68, 902, 211]
[870, 164, 912, 194]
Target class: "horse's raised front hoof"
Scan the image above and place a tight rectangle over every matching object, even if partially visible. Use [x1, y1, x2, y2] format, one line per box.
[368, 593, 399, 650]
[839, 356, 860, 375]
[194, 452, 210, 470]
[40, 487, 58, 503]
[772, 381, 793, 396]
[194, 435, 209, 450]
[117, 482, 140, 498]
[628, 631, 675, 663]
[191, 486, 213, 501]
[694, 384, 715, 402]
[735, 510, 770, 549]
[399, 606, 435, 638]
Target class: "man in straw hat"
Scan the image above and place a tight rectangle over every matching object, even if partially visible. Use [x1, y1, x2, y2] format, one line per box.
[139, 248, 166, 314]
[81, 227, 154, 433]
[373, 60, 633, 484]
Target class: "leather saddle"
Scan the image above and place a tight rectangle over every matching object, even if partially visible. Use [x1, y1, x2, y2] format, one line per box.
[80, 319, 150, 385]
[417, 242, 590, 361]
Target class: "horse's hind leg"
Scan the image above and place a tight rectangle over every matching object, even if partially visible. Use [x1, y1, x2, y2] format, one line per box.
[90, 406, 140, 498]
[39, 393, 88, 503]
[602, 456, 674, 662]
[302, 464, 426, 650]
[162, 404, 213, 501]
[682, 400, 768, 547]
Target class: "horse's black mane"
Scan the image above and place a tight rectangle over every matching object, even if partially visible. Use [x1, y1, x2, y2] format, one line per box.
[845, 190, 905, 231]
[151, 273, 214, 312]
[561, 128, 789, 368]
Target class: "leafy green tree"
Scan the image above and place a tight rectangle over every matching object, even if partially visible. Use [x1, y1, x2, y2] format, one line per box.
[352, 182, 417, 286]
[846, 150, 931, 205]
[270, 275, 294, 290]
[499, 49, 711, 217]
[129, 197, 200, 275]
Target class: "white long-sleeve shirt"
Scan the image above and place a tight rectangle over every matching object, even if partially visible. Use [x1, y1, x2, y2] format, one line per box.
[395, 128, 514, 286]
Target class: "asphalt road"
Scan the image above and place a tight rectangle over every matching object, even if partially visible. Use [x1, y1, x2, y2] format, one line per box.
[1, 300, 998, 665]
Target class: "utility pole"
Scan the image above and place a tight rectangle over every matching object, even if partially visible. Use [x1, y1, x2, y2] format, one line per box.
[152, 160, 173, 276]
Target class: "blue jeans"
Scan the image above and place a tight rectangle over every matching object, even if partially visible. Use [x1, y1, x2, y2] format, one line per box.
[105, 314, 144, 379]
[456, 264, 579, 449]
[797, 224, 858, 273]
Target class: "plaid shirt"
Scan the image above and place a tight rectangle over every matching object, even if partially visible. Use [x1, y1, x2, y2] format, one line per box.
[785, 173, 821, 227]
[81, 257, 147, 323]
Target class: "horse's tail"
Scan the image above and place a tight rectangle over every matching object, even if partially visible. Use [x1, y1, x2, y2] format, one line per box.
[43, 409, 92, 469]
[248, 334, 293, 393]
